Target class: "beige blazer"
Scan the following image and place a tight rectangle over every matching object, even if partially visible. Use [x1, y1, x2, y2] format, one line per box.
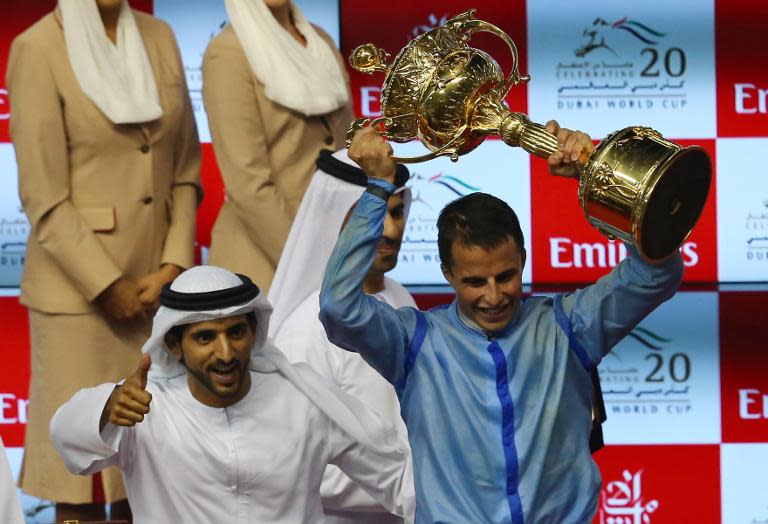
[7, 10, 201, 314]
[202, 25, 353, 292]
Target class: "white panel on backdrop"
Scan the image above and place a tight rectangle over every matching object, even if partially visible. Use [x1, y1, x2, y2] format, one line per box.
[717, 138, 768, 282]
[0, 144, 26, 290]
[293, 0, 340, 48]
[721, 444, 768, 524]
[387, 140, 532, 285]
[597, 291, 721, 444]
[527, 0, 716, 138]
[154, 0, 340, 143]
[153, 0, 226, 143]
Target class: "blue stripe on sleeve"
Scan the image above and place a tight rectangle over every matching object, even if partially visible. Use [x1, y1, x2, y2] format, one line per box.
[395, 310, 428, 397]
[553, 294, 594, 370]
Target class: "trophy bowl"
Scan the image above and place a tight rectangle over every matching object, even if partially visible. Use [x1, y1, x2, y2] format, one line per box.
[346, 9, 712, 263]
[581, 127, 711, 262]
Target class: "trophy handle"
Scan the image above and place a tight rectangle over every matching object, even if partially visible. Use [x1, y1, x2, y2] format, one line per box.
[346, 117, 466, 164]
[454, 13, 531, 97]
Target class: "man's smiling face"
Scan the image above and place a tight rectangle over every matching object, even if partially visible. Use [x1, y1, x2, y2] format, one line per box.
[442, 236, 526, 334]
[166, 314, 256, 408]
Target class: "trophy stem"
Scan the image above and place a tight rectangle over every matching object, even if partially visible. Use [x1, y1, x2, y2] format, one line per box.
[499, 113, 559, 160]
[472, 96, 568, 163]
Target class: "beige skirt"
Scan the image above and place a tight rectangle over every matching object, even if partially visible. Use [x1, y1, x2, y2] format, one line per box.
[19, 308, 150, 504]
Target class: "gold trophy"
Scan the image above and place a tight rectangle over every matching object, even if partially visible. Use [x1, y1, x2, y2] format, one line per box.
[346, 9, 711, 263]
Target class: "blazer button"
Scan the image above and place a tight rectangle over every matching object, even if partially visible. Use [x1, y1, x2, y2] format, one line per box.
[140, 144, 151, 153]
[324, 136, 334, 145]
[142, 196, 153, 205]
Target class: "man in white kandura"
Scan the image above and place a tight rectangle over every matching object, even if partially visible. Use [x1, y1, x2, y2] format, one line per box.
[270, 149, 414, 524]
[50, 266, 413, 524]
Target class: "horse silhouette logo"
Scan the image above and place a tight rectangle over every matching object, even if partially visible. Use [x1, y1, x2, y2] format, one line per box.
[575, 17, 666, 57]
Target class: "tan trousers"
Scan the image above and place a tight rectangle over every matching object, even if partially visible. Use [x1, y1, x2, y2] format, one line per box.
[19, 309, 150, 504]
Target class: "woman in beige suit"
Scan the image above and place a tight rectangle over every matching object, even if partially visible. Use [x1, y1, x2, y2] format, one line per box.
[203, 0, 353, 292]
[6, 0, 201, 520]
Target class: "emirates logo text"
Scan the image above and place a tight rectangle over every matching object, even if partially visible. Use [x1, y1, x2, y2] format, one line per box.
[734, 83, 768, 114]
[599, 469, 659, 524]
[739, 388, 768, 419]
[549, 238, 699, 269]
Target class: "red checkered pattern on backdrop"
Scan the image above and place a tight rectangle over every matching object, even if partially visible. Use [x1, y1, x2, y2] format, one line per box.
[0, 2, 766, 522]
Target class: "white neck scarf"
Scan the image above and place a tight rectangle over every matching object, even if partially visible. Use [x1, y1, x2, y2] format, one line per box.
[59, 0, 162, 124]
[224, 0, 349, 116]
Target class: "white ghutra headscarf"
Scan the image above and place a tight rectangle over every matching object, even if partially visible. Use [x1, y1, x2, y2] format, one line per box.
[268, 149, 411, 337]
[59, 0, 162, 124]
[224, 0, 349, 116]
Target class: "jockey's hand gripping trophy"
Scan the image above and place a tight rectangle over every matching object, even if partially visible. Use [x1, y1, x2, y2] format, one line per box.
[346, 9, 711, 263]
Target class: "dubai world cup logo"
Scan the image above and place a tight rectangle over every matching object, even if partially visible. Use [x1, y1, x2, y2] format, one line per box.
[745, 198, 768, 262]
[548, 13, 690, 115]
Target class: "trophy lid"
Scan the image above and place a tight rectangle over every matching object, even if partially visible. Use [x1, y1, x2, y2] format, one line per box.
[350, 14, 476, 143]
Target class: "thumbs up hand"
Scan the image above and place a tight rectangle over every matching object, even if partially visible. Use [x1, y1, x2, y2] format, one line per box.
[101, 354, 153, 430]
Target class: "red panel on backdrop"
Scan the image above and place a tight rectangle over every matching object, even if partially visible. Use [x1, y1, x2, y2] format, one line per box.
[0, 1, 56, 143]
[720, 291, 768, 443]
[196, 143, 225, 260]
[339, 1, 527, 120]
[0, 297, 30, 448]
[530, 139, 718, 283]
[131, 0, 153, 13]
[592, 445, 721, 524]
[0, 0, 153, 143]
[716, 0, 768, 137]
[412, 292, 453, 311]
